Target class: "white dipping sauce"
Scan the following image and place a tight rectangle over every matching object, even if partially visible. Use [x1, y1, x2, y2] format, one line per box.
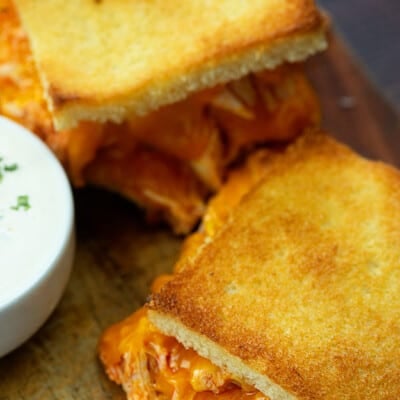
[0, 117, 75, 356]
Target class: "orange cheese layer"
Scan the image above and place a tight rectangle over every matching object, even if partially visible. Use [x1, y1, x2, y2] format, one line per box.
[99, 308, 269, 400]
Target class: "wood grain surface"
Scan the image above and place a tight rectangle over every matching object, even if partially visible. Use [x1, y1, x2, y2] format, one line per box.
[0, 34, 399, 399]
[307, 33, 400, 167]
[319, 0, 400, 107]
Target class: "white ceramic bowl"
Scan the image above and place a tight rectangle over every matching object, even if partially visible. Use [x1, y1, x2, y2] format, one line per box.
[0, 117, 75, 357]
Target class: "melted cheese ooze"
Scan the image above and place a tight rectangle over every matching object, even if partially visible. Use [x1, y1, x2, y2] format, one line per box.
[99, 308, 269, 400]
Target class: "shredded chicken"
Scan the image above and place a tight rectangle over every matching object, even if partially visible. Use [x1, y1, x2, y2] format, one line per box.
[99, 308, 270, 400]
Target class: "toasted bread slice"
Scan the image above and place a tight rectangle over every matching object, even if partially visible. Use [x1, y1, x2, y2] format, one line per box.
[149, 132, 400, 399]
[13, 0, 326, 130]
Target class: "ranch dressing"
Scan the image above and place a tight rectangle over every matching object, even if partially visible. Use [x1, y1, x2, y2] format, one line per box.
[0, 117, 74, 307]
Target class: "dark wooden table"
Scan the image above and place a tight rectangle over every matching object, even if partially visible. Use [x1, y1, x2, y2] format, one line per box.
[0, 34, 399, 399]
[307, 34, 400, 167]
[319, 0, 400, 109]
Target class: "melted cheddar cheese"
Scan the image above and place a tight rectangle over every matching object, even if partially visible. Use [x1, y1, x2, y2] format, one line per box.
[99, 308, 269, 400]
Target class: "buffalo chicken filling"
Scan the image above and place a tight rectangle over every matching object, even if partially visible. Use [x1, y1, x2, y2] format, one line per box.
[99, 308, 269, 400]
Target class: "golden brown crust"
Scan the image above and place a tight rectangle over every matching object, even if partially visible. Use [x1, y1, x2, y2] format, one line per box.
[150, 132, 400, 399]
[13, 0, 326, 130]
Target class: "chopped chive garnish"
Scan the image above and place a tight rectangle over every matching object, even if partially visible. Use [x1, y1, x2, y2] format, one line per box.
[4, 163, 18, 172]
[11, 195, 30, 211]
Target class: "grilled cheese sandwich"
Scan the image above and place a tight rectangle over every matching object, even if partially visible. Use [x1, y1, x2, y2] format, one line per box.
[12, 0, 326, 131]
[100, 132, 400, 399]
[99, 143, 276, 399]
[1, 0, 326, 232]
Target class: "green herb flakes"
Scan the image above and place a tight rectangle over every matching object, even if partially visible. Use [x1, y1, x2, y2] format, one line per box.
[4, 163, 18, 172]
[11, 195, 30, 211]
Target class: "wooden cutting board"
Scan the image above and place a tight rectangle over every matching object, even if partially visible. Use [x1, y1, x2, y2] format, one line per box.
[0, 34, 399, 399]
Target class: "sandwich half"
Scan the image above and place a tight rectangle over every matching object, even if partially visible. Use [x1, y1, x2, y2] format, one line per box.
[99, 132, 400, 399]
[0, 0, 326, 232]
